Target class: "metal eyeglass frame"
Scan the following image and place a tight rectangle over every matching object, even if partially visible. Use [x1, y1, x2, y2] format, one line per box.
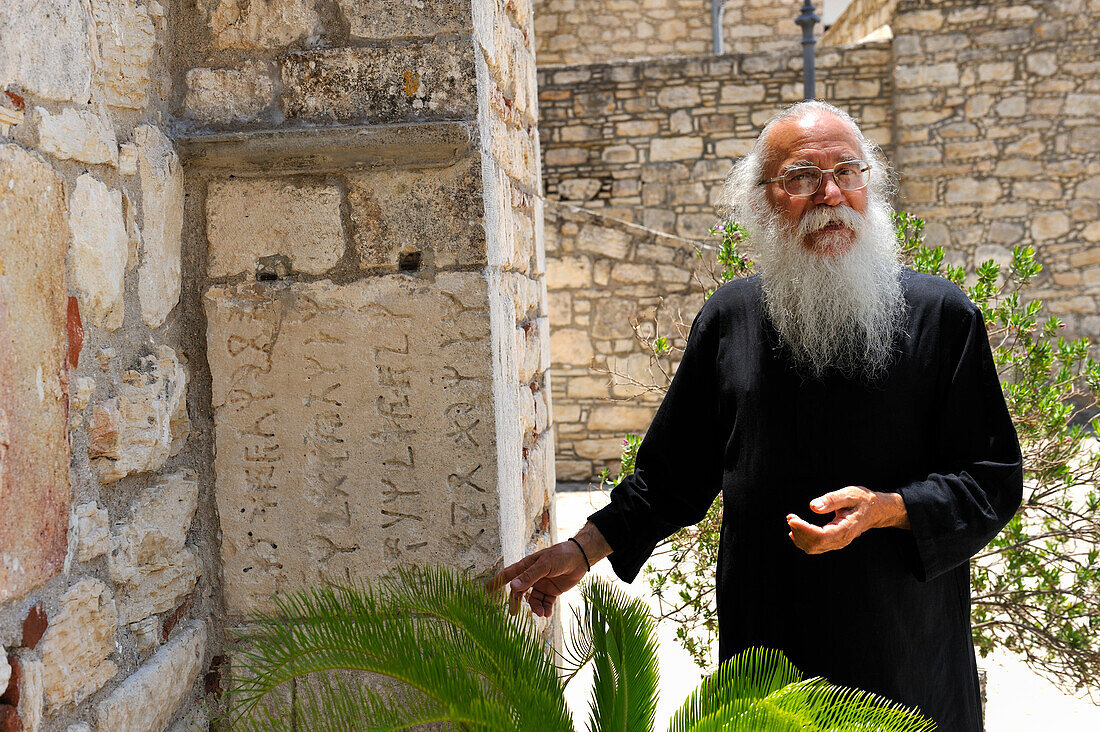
[759, 160, 872, 197]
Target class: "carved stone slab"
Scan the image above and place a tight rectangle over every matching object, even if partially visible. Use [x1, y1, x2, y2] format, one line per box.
[204, 274, 500, 614]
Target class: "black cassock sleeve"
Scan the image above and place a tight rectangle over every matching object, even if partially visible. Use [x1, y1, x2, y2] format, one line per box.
[897, 303, 1023, 582]
[588, 305, 726, 583]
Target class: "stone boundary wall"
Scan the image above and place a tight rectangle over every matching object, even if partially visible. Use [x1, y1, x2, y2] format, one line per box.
[891, 0, 1100, 338]
[538, 44, 894, 479]
[822, 0, 898, 46]
[533, 0, 817, 66]
[0, 0, 214, 729]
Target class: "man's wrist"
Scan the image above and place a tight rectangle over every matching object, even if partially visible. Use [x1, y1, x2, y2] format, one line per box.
[572, 521, 613, 565]
[873, 491, 910, 530]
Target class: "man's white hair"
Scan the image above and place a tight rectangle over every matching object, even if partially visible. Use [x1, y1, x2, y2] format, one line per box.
[716, 100, 904, 380]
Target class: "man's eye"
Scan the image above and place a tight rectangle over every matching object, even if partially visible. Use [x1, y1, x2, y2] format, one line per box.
[788, 171, 817, 183]
[836, 164, 861, 177]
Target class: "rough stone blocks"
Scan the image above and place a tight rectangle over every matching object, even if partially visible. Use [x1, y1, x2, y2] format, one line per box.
[96, 622, 206, 732]
[135, 125, 184, 328]
[0, 144, 70, 604]
[0, 0, 93, 103]
[348, 156, 485, 271]
[338, 0, 472, 40]
[39, 578, 118, 710]
[204, 274, 502, 614]
[68, 174, 128, 330]
[206, 177, 346, 277]
[281, 41, 477, 123]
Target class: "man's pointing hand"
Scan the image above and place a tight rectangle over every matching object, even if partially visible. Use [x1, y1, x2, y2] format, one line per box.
[491, 521, 612, 617]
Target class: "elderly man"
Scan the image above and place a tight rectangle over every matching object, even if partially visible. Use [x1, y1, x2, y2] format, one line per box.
[496, 101, 1022, 731]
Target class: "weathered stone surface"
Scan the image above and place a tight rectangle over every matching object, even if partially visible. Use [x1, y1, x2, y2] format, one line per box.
[184, 63, 277, 123]
[281, 42, 477, 123]
[96, 621, 205, 732]
[39, 578, 118, 710]
[0, 0, 93, 103]
[135, 125, 184, 328]
[348, 156, 484, 271]
[339, 0, 471, 39]
[204, 274, 501, 614]
[88, 346, 189, 482]
[90, 0, 156, 109]
[16, 658, 41, 732]
[36, 108, 118, 166]
[204, 0, 320, 49]
[206, 178, 345, 277]
[0, 144, 70, 604]
[649, 136, 703, 162]
[111, 472, 198, 567]
[0, 655, 8, 697]
[68, 174, 128, 330]
[74, 502, 111, 562]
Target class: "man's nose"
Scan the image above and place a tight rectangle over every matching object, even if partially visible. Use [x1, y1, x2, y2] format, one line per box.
[814, 172, 845, 206]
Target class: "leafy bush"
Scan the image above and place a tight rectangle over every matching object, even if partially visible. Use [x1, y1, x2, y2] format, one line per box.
[605, 213, 1100, 696]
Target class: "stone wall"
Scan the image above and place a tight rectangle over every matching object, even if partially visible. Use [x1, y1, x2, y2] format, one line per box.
[1, 0, 555, 729]
[534, 0, 817, 66]
[0, 0, 214, 729]
[822, 0, 897, 46]
[176, 0, 556, 633]
[538, 45, 894, 479]
[890, 0, 1100, 337]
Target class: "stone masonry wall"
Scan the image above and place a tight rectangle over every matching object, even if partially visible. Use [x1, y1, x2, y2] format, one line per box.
[0, 1, 214, 729]
[538, 45, 893, 479]
[891, 0, 1100, 338]
[534, 0, 817, 66]
[822, 0, 898, 46]
[175, 0, 556, 643]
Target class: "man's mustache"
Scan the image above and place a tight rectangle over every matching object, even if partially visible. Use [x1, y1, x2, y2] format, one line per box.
[797, 205, 864, 240]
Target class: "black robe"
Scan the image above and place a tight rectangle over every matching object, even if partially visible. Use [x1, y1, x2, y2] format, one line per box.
[589, 269, 1023, 731]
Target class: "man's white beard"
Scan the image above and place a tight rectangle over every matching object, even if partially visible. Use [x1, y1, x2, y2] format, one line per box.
[755, 198, 904, 380]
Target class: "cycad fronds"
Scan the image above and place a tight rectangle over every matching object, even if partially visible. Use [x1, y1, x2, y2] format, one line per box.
[578, 581, 661, 732]
[225, 564, 573, 732]
[668, 648, 936, 732]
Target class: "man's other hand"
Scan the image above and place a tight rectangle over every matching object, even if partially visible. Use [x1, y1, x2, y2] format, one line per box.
[786, 486, 910, 554]
[490, 541, 589, 617]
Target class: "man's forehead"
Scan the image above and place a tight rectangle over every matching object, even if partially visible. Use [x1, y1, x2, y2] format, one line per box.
[764, 112, 863, 166]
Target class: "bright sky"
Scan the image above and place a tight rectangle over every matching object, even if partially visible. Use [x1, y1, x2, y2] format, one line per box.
[822, 0, 856, 27]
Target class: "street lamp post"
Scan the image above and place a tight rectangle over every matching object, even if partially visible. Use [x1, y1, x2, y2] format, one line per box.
[795, 1, 821, 100]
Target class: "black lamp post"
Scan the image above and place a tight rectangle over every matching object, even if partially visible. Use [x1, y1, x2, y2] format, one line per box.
[795, 1, 821, 100]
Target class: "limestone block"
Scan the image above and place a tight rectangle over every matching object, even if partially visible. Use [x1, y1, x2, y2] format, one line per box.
[134, 125, 184, 328]
[0, 144, 70, 604]
[17, 658, 42, 732]
[575, 224, 631, 259]
[0, 0, 93, 103]
[349, 156, 484, 271]
[649, 136, 703, 162]
[67, 174, 128, 330]
[96, 621, 206, 732]
[39, 578, 118, 710]
[490, 116, 538, 189]
[720, 84, 766, 104]
[184, 63, 277, 123]
[204, 0, 319, 49]
[894, 63, 959, 89]
[114, 472, 199, 566]
[74, 502, 111, 562]
[36, 108, 118, 166]
[129, 615, 161, 652]
[118, 144, 138, 175]
[0, 654, 8, 696]
[550, 329, 594, 366]
[88, 346, 189, 482]
[1031, 212, 1071, 241]
[558, 178, 601, 201]
[207, 178, 345, 277]
[282, 42, 477, 123]
[204, 274, 501, 614]
[546, 256, 592, 289]
[109, 547, 198, 624]
[90, 0, 156, 109]
[656, 86, 700, 109]
[340, 0, 471, 39]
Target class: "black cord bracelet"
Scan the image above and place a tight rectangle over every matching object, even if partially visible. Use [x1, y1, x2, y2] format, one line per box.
[568, 537, 591, 571]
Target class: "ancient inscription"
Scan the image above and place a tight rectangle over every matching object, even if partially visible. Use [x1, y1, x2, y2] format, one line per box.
[205, 274, 498, 614]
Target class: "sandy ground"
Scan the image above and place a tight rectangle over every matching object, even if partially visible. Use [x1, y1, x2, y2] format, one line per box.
[553, 488, 1100, 731]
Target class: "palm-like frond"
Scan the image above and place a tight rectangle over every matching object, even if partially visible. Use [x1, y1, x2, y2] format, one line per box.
[225, 565, 573, 732]
[667, 648, 936, 732]
[578, 581, 661, 732]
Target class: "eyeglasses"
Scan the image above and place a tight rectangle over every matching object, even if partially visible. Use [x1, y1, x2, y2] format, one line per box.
[759, 161, 872, 197]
